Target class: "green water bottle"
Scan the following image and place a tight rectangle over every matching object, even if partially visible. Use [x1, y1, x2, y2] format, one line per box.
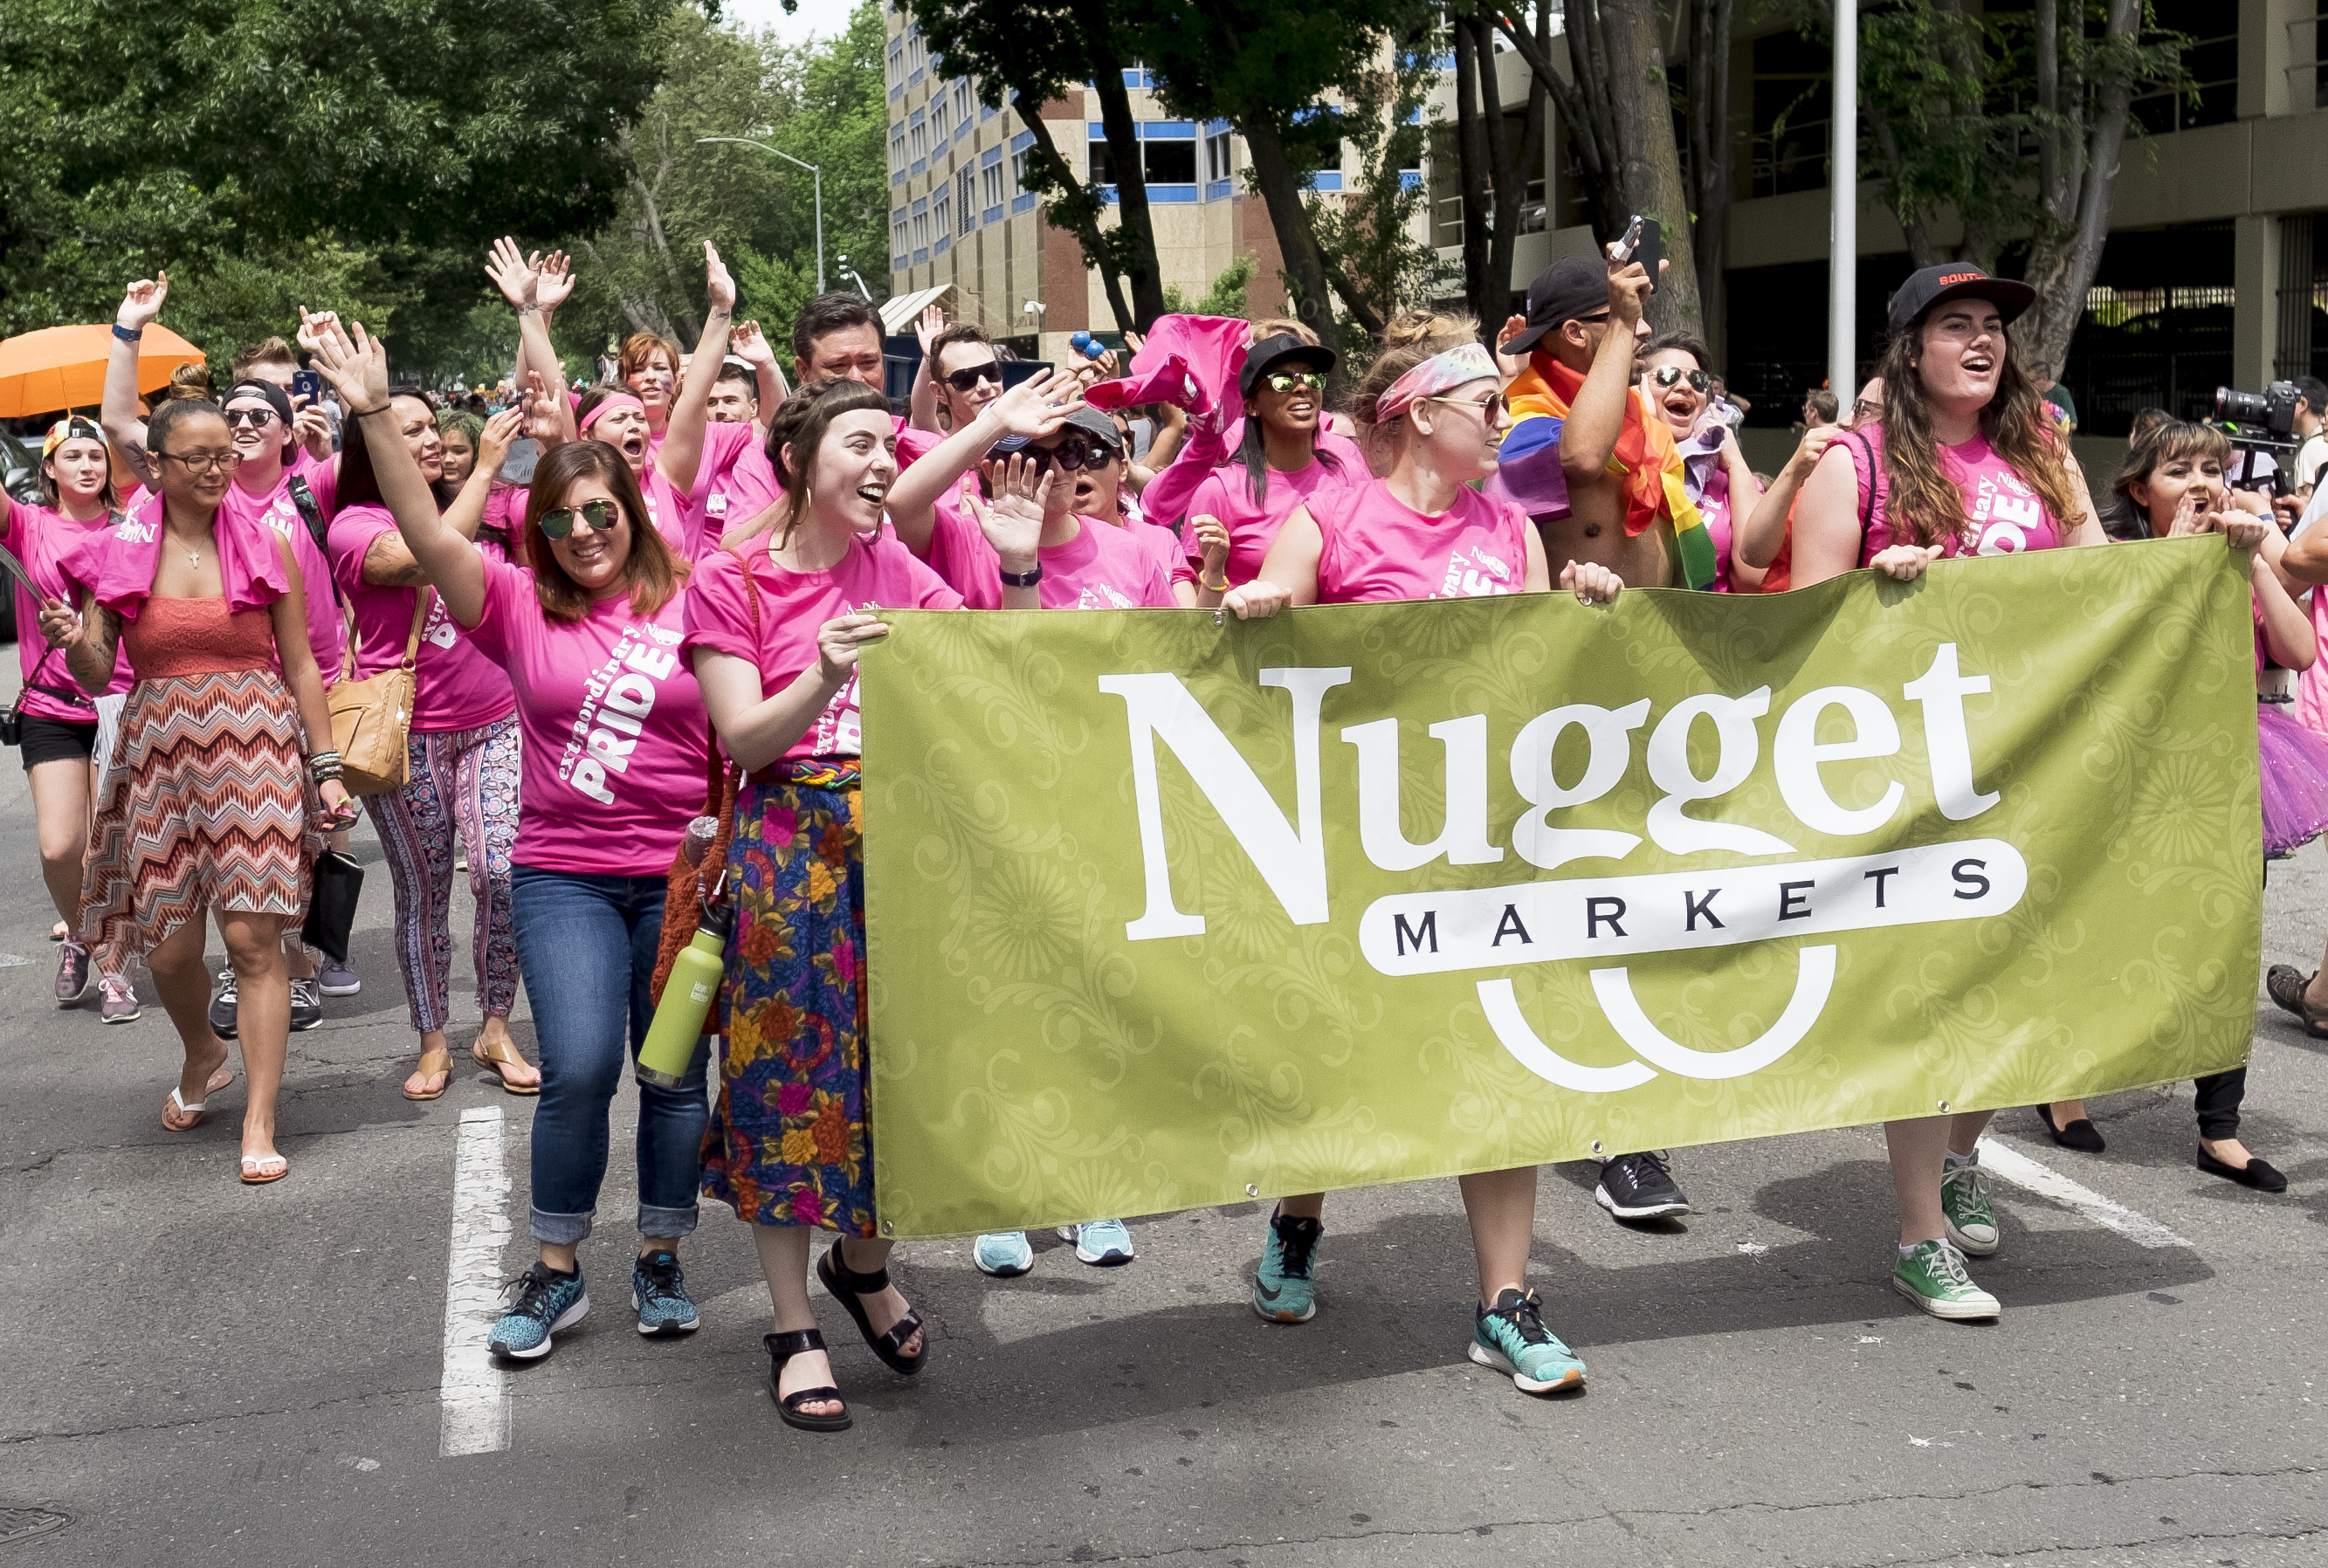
[636, 889, 734, 1090]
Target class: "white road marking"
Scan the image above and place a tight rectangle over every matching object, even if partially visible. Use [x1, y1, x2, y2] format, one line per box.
[439, 1107, 512, 1457]
[1977, 1135, 2189, 1250]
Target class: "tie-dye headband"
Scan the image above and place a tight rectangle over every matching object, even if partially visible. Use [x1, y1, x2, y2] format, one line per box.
[1375, 342, 1500, 424]
[579, 392, 646, 437]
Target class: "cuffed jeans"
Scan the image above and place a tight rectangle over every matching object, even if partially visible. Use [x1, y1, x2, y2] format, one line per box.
[512, 866, 707, 1246]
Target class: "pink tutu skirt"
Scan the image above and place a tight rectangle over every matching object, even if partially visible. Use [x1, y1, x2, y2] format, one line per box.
[2259, 702, 2328, 858]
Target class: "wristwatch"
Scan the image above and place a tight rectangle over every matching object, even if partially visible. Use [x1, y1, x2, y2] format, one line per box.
[999, 564, 1043, 588]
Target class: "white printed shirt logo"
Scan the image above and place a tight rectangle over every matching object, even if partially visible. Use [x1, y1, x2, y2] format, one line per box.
[1435, 542, 1517, 599]
[1964, 471, 2044, 554]
[114, 518, 156, 543]
[1075, 583, 1140, 610]
[804, 598, 881, 756]
[423, 592, 460, 650]
[558, 619, 683, 803]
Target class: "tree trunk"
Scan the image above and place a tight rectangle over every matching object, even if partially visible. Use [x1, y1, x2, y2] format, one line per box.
[1453, 17, 1496, 327]
[1088, 66, 1168, 330]
[1240, 114, 1345, 357]
[1687, 0, 1735, 358]
[2017, 0, 2139, 382]
[1013, 100, 1138, 337]
[1484, 17, 1547, 325]
[1498, 0, 1624, 243]
[1599, 0, 1701, 334]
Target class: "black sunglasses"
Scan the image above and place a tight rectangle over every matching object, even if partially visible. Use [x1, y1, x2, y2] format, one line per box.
[944, 361, 1002, 392]
[1024, 438, 1111, 472]
[223, 408, 280, 429]
[541, 499, 620, 539]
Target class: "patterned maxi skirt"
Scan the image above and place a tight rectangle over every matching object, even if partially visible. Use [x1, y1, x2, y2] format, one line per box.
[699, 766, 875, 1237]
[79, 671, 315, 961]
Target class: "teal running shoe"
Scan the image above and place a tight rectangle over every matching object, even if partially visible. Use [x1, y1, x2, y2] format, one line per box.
[973, 1231, 1034, 1277]
[630, 1249, 700, 1337]
[1469, 1287, 1586, 1393]
[488, 1262, 588, 1361]
[1250, 1209, 1321, 1324]
[1058, 1219, 1135, 1266]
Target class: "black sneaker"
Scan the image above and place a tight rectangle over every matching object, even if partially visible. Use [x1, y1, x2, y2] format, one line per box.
[1595, 1151, 1691, 1221]
[208, 968, 238, 1040]
[290, 977, 323, 1031]
[630, 1249, 701, 1337]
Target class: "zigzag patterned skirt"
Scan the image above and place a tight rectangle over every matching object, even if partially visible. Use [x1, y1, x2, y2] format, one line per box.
[79, 670, 316, 960]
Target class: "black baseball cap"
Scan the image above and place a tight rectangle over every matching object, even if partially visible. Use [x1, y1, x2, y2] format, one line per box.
[1064, 407, 1125, 449]
[1502, 256, 1613, 355]
[1238, 334, 1336, 398]
[1886, 264, 2035, 335]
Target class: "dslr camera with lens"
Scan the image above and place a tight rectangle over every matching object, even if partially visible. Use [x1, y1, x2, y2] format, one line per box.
[2212, 381, 2302, 494]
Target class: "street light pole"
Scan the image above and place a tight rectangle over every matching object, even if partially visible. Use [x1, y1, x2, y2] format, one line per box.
[695, 137, 824, 293]
[1829, 0, 1857, 404]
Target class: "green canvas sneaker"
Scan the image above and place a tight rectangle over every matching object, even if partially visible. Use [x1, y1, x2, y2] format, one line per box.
[1892, 1239, 2001, 1321]
[1940, 1152, 2000, 1256]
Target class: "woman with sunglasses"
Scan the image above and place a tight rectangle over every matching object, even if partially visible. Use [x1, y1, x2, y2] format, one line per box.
[326, 389, 535, 1103]
[685, 379, 1004, 1431]
[1139, 317, 1360, 536]
[489, 240, 758, 563]
[7, 418, 143, 1021]
[1637, 335, 1766, 592]
[308, 318, 717, 1360]
[1786, 265, 2113, 1322]
[1174, 334, 1369, 609]
[45, 399, 356, 1183]
[1219, 337, 1620, 1398]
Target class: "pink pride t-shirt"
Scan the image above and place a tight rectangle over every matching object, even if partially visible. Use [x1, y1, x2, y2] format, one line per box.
[1848, 424, 2065, 563]
[217, 457, 347, 681]
[926, 493, 1174, 610]
[1170, 451, 1367, 589]
[685, 420, 782, 549]
[3, 499, 134, 719]
[681, 535, 963, 765]
[463, 557, 709, 876]
[1310, 480, 1532, 605]
[327, 503, 519, 733]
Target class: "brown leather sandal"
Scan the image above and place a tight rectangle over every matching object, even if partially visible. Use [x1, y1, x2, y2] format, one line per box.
[403, 1046, 454, 1101]
[2265, 966, 2328, 1038]
[472, 1035, 541, 1097]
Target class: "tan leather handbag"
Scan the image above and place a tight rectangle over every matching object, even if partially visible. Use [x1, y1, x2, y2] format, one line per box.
[326, 589, 429, 796]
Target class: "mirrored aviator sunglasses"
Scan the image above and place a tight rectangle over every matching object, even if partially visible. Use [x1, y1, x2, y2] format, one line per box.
[1650, 365, 1712, 393]
[1264, 370, 1325, 394]
[540, 499, 619, 540]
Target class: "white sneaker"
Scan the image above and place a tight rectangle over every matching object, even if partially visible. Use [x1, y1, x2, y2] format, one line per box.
[1058, 1220, 1135, 1266]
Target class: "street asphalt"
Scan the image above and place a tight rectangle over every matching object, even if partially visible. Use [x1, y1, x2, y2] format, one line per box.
[2, 695, 2323, 1567]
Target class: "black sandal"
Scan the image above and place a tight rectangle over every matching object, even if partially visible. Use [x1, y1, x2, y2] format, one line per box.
[765, 1330, 851, 1433]
[2265, 966, 2328, 1038]
[816, 1239, 926, 1377]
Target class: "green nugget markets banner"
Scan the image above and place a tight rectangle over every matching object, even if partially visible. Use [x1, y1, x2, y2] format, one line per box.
[858, 538, 2260, 1239]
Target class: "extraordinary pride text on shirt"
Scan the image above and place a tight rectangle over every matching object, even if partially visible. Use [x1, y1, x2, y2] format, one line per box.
[858, 538, 2260, 1239]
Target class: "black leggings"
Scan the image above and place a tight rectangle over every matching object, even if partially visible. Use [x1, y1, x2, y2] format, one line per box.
[2194, 1068, 2246, 1141]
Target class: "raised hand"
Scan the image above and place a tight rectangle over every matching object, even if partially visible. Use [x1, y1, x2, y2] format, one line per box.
[705, 241, 737, 314]
[914, 303, 947, 355]
[815, 611, 892, 684]
[1786, 423, 1843, 478]
[1603, 243, 1656, 329]
[485, 237, 541, 311]
[536, 251, 576, 313]
[293, 401, 334, 460]
[474, 406, 526, 479]
[985, 367, 1085, 438]
[302, 311, 390, 411]
[117, 273, 169, 331]
[1556, 560, 1623, 603]
[965, 452, 1050, 567]
[1494, 313, 1531, 378]
[2165, 486, 2207, 539]
[732, 319, 776, 367]
[522, 371, 567, 448]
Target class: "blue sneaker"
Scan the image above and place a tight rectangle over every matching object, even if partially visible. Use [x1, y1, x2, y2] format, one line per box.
[488, 1262, 589, 1361]
[1058, 1219, 1135, 1266]
[1250, 1209, 1321, 1324]
[1469, 1288, 1586, 1393]
[630, 1249, 700, 1338]
[973, 1231, 1034, 1277]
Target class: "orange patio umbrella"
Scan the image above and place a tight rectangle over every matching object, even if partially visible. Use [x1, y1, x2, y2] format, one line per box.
[0, 323, 205, 418]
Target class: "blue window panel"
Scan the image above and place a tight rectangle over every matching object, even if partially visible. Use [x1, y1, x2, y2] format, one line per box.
[1011, 191, 1039, 214]
[982, 102, 997, 120]
[1399, 170, 1422, 191]
[1145, 120, 1195, 139]
[1093, 182, 1118, 203]
[934, 234, 951, 255]
[912, 196, 928, 213]
[1121, 67, 1154, 88]
[1204, 177, 1234, 202]
[908, 69, 924, 86]
[893, 252, 909, 271]
[982, 204, 1004, 224]
[913, 247, 929, 265]
[1009, 129, 1034, 153]
[1147, 183, 1199, 203]
[981, 145, 1002, 167]
[1089, 123, 1107, 139]
[909, 107, 925, 126]
[892, 169, 906, 186]
[1204, 118, 1231, 135]
[1405, 108, 1423, 125]
[911, 159, 926, 175]
[1302, 170, 1344, 192]
[889, 84, 903, 101]
[954, 119, 973, 142]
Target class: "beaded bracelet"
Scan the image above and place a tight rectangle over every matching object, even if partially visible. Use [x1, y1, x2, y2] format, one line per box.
[309, 750, 345, 784]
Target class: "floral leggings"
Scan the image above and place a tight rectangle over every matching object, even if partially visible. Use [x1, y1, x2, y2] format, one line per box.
[363, 714, 521, 1034]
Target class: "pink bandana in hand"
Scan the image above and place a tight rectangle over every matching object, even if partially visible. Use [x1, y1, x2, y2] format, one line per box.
[1082, 314, 1253, 423]
[60, 490, 293, 620]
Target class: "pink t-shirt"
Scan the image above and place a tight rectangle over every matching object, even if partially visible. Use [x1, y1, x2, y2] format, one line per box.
[327, 504, 519, 733]
[686, 420, 781, 547]
[1170, 451, 1367, 588]
[927, 494, 1174, 611]
[1311, 481, 1532, 605]
[680, 536, 963, 764]
[633, 464, 700, 562]
[462, 556, 709, 876]
[60, 491, 293, 623]
[894, 416, 940, 469]
[217, 456, 348, 681]
[1849, 425, 2065, 563]
[3, 499, 134, 720]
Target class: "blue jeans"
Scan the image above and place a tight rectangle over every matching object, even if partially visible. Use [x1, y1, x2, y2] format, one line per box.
[512, 866, 708, 1247]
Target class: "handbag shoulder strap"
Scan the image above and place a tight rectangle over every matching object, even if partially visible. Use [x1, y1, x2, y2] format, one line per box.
[400, 588, 433, 671]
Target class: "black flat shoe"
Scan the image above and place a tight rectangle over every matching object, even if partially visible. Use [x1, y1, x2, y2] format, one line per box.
[2036, 1104, 2106, 1153]
[816, 1240, 926, 1377]
[2196, 1147, 2289, 1193]
[765, 1329, 851, 1432]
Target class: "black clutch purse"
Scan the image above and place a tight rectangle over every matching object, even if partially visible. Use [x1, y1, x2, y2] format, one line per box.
[302, 849, 365, 964]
